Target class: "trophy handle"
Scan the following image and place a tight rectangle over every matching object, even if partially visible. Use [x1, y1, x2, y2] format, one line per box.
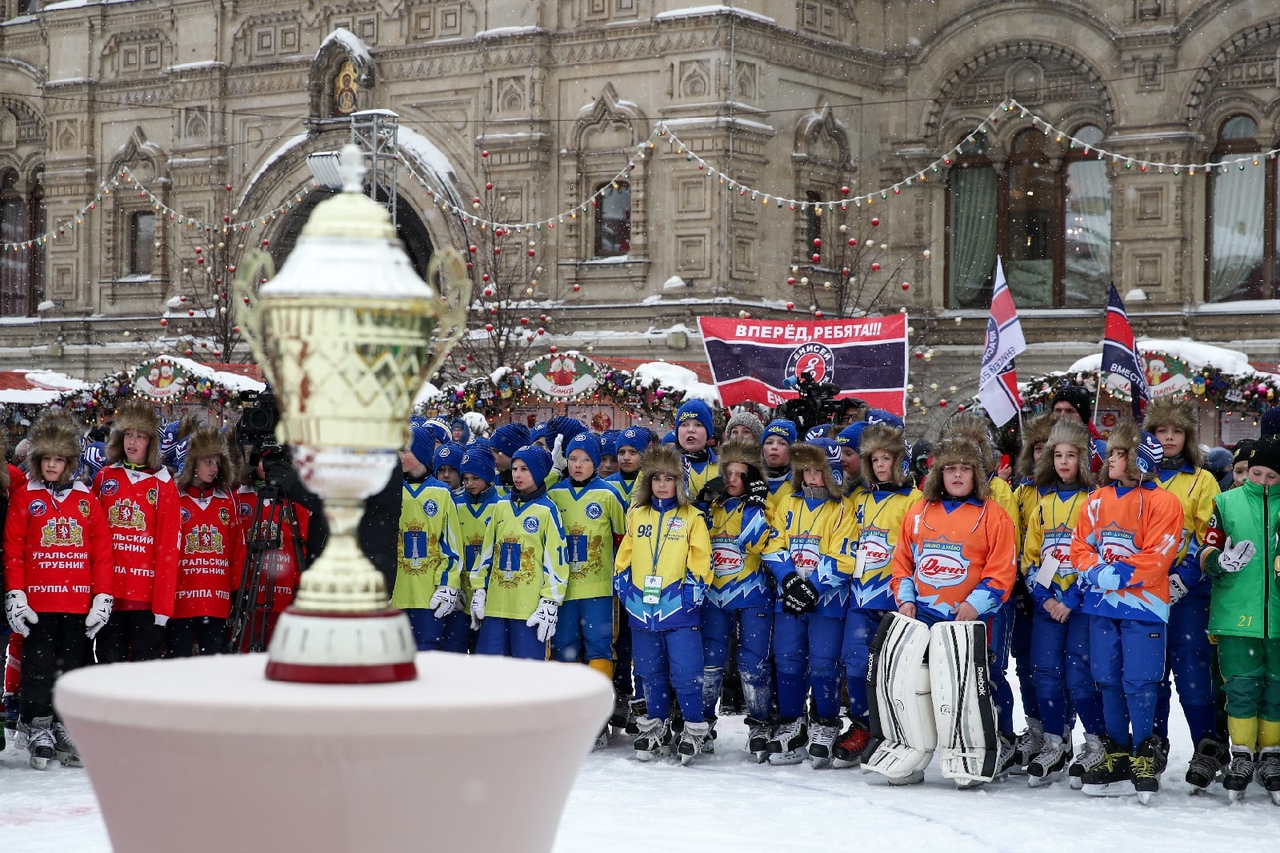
[231, 249, 278, 388]
[424, 247, 473, 382]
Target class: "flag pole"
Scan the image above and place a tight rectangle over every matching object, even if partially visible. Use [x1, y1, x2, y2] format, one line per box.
[1091, 365, 1103, 429]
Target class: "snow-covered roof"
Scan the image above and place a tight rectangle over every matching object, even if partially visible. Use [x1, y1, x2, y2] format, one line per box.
[397, 126, 463, 205]
[317, 28, 374, 67]
[0, 369, 91, 404]
[1067, 338, 1257, 376]
[654, 5, 776, 25]
[155, 357, 266, 393]
[634, 361, 720, 405]
[413, 381, 442, 407]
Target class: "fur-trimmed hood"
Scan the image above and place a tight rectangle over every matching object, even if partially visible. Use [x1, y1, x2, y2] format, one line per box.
[1017, 413, 1054, 480]
[25, 409, 83, 484]
[789, 442, 843, 500]
[1142, 396, 1204, 470]
[941, 410, 998, 472]
[177, 427, 235, 491]
[1034, 418, 1095, 489]
[922, 436, 990, 502]
[106, 399, 162, 468]
[859, 422, 909, 487]
[716, 439, 764, 475]
[632, 445, 690, 509]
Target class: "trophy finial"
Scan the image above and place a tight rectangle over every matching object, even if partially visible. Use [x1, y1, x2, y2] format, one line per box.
[338, 144, 367, 193]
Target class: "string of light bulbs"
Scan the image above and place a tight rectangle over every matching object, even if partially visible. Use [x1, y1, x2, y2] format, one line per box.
[10, 95, 1280, 250]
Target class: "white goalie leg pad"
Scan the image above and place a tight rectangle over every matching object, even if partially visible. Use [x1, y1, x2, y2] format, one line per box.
[929, 620, 999, 785]
[863, 612, 936, 780]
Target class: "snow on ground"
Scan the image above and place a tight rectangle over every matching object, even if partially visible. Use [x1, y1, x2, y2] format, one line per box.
[3, 686, 1277, 852]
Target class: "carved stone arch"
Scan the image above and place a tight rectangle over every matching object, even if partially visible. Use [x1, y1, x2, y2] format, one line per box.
[110, 127, 167, 186]
[308, 29, 377, 119]
[0, 57, 46, 87]
[1184, 17, 1280, 129]
[572, 84, 648, 151]
[921, 41, 1114, 144]
[0, 96, 44, 147]
[793, 101, 851, 170]
[1201, 96, 1268, 144]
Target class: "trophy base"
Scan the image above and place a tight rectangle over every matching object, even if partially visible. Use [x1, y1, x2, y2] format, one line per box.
[265, 607, 418, 684]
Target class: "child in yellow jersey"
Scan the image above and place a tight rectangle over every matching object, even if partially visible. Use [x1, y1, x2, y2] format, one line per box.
[613, 445, 713, 764]
[1011, 412, 1053, 765]
[454, 443, 500, 653]
[774, 441, 857, 767]
[833, 423, 921, 767]
[1022, 419, 1103, 786]
[761, 418, 797, 505]
[675, 399, 719, 503]
[471, 445, 567, 660]
[1142, 396, 1228, 787]
[547, 433, 626, 679]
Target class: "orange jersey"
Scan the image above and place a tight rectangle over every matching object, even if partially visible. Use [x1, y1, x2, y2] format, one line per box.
[890, 498, 1017, 622]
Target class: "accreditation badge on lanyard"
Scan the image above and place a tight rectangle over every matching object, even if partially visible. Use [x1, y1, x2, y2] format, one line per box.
[1035, 547, 1066, 589]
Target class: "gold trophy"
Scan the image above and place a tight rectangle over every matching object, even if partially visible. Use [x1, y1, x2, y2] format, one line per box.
[235, 144, 469, 683]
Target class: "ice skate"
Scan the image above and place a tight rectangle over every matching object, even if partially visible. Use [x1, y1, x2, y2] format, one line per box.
[807, 718, 839, 769]
[632, 716, 671, 762]
[609, 694, 632, 735]
[677, 721, 712, 765]
[624, 697, 646, 736]
[700, 719, 717, 755]
[745, 717, 772, 764]
[832, 718, 871, 769]
[1081, 737, 1135, 797]
[766, 717, 808, 765]
[887, 769, 925, 786]
[53, 722, 82, 767]
[27, 716, 56, 771]
[1068, 733, 1105, 790]
[1222, 749, 1254, 802]
[1010, 718, 1043, 776]
[1255, 747, 1280, 805]
[1185, 737, 1229, 791]
[1132, 736, 1162, 805]
[1027, 732, 1070, 787]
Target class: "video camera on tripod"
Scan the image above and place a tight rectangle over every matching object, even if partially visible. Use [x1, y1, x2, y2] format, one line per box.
[775, 368, 847, 435]
[236, 388, 293, 486]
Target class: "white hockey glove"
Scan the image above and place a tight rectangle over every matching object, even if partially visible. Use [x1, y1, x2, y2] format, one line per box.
[85, 594, 114, 639]
[525, 598, 560, 644]
[469, 588, 487, 630]
[5, 590, 38, 638]
[551, 434, 567, 472]
[154, 614, 170, 628]
[1168, 575, 1189, 606]
[429, 586, 460, 619]
[1217, 537, 1256, 573]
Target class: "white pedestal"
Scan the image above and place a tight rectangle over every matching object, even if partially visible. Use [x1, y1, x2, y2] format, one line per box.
[55, 652, 613, 853]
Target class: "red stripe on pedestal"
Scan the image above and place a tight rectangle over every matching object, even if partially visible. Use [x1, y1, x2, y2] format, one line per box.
[265, 659, 418, 684]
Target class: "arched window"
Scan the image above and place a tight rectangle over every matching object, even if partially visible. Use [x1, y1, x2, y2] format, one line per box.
[947, 125, 1113, 308]
[1206, 115, 1276, 302]
[0, 167, 42, 317]
[805, 191, 823, 250]
[594, 181, 630, 257]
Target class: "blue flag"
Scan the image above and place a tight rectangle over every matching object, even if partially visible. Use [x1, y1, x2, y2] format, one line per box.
[1101, 283, 1149, 420]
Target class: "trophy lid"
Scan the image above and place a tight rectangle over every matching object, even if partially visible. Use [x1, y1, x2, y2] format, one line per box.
[300, 145, 398, 242]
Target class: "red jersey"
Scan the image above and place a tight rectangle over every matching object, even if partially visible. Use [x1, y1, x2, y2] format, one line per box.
[93, 463, 182, 618]
[4, 477, 114, 614]
[6, 462, 23, 502]
[174, 486, 247, 620]
[235, 486, 311, 613]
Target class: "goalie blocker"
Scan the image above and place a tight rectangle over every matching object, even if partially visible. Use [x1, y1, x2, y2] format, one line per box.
[863, 612, 999, 787]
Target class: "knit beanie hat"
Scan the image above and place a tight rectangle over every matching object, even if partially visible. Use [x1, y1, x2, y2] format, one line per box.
[491, 423, 531, 458]
[434, 442, 464, 474]
[725, 410, 765, 442]
[1135, 429, 1164, 478]
[617, 426, 653, 453]
[762, 419, 798, 445]
[662, 430, 677, 445]
[1233, 439, 1256, 467]
[566, 433, 602, 469]
[600, 429, 622, 458]
[409, 424, 436, 468]
[513, 444, 553, 487]
[459, 444, 496, 484]
[529, 423, 549, 447]
[546, 416, 587, 447]
[835, 421, 869, 451]
[865, 408, 904, 429]
[675, 399, 714, 437]
[1051, 383, 1092, 423]
[1246, 434, 1280, 475]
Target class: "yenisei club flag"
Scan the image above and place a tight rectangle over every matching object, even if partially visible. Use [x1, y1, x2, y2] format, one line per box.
[1102, 282, 1150, 420]
[977, 258, 1026, 426]
[697, 315, 909, 416]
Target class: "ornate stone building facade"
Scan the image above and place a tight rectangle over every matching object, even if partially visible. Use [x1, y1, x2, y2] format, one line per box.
[1, 0, 1278, 426]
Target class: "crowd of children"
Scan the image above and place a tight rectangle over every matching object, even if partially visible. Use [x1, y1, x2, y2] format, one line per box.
[2, 389, 1279, 807]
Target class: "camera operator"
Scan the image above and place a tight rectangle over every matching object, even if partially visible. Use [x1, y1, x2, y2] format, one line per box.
[226, 391, 327, 652]
[776, 369, 858, 438]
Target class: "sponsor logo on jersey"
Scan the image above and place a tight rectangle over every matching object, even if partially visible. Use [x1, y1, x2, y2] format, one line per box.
[41, 517, 84, 547]
[711, 538, 745, 578]
[79, 499, 91, 518]
[185, 524, 224, 554]
[99, 479, 119, 497]
[147, 487, 158, 506]
[1097, 523, 1138, 564]
[858, 528, 893, 572]
[28, 499, 47, 517]
[181, 507, 192, 524]
[585, 502, 603, 520]
[108, 498, 148, 531]
[916, 537, 967, 587]
[523, 516, 540, 534]
[424, 499, 439, 518]
[219, 507, 231, 526]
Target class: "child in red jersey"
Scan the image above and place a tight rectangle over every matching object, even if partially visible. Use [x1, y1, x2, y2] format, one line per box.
[92, 399, 181, 662]
[4, 410, 113, 769]
[169, 428, 246, 657]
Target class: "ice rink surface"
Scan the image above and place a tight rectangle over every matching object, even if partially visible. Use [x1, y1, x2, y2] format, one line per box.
[2, 703, 1278, 853]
